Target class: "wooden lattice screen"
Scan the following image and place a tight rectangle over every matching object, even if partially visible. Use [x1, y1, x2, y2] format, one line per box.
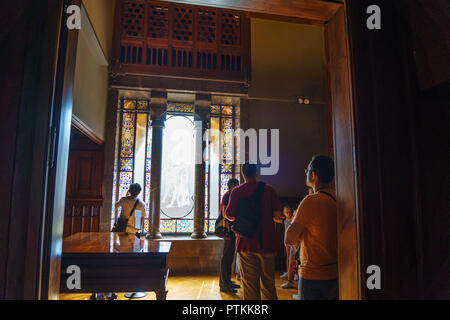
[112, 0, 250, 82]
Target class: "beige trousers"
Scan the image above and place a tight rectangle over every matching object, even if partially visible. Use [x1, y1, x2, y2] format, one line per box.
[238, 252, 278, 300]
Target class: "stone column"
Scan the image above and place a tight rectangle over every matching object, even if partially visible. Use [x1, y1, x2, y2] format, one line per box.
[146, 91, 167, 240]
[191, 94, 211, 239]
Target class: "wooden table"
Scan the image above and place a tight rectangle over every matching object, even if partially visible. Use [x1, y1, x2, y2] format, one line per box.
[60, 232, 171, 300]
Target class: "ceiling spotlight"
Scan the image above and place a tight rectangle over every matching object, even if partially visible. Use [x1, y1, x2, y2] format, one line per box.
[304, 98, 310, 105]
[298, 98, 304, 104]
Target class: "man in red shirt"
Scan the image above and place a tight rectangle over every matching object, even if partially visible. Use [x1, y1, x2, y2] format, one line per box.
[224, 163, 283, 300]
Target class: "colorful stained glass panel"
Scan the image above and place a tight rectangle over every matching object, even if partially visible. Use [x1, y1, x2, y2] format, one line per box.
[222, 118, 233, 130]
[221, 174, 232, 197]
[119, 172, 133, 198]
[160, 219, 176, 233]
[144, 172, 151, 214]
[112, 170, 117, 215]
[123, 100, 136, 110]
[121, 113, 136, 158]
[146, 117, 153, 158]
[177, 220, 193, 232]
[208, 219, 216, 233]
[143, 219, 150, 232]
[167, 103, 194, 114]
[120, 158, 133, 171]
[205, 171, 209, 216]
[222, 106, 233, 115]
[211, 105, 221, 115]
[221, 164, 233, 174]
[137, 100, 148, 110]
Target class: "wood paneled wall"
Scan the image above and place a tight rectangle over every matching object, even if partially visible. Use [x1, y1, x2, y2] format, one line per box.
[64, 126, 105, 237]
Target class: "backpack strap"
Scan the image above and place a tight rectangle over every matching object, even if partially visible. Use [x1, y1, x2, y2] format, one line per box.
[129, 199, 140, 217]
[253, 182, 266, 198]
[318, 190, 336, 202]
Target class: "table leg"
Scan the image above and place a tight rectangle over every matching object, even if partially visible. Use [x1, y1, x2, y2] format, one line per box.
[155, 290, 168, 300]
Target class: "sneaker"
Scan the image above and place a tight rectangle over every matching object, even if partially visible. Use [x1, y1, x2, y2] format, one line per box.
[281, 281, 297, 289]
[220, 286, 238, 293]
[280, 272, 288, 279]
[293, 294, 301, 300]
[230, 281, 241, 289]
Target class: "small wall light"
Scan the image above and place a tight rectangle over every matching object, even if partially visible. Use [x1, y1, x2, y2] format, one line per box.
[298, 97, 311, 105]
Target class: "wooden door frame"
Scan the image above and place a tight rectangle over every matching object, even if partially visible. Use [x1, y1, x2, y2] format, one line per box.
[39, 0, 81, 300]
[325, 5, 361, 300]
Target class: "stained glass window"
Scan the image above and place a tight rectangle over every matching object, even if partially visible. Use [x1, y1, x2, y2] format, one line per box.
[167, 102, 194, 114]
[112, 99, 153, 223]
[112, 100, 239, 234]
[205, 105, 240, 233]
[144, 115, 152, 216]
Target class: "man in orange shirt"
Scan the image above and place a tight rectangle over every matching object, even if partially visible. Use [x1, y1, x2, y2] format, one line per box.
[285, 155, 338, 300]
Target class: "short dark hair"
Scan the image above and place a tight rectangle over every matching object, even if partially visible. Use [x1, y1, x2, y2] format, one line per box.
[309, 155, 335, 184]
[242, 163, 257, 179]
[128, 183, 142, 197]
[227, 178, 239, 189]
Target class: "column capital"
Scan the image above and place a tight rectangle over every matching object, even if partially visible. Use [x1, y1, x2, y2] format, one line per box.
[150, 105, 167, 123]
[195, 93, 212, 103]
[195, 93, 211, 122]
[150, 90, 168, 100]
[150, 90, 168, 122]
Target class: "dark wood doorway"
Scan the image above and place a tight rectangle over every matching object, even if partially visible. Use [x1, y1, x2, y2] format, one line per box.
[63, 121, 105, 238]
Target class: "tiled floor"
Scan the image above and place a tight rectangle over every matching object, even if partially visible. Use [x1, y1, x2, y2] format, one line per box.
[60, 271, 298, 300]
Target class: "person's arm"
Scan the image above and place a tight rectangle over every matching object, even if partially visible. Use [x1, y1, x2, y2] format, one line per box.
[224, 190, 239, 222]
[270, 186, 283, 223]
[219, 192, 229, 218]
[273, 211, 283, 223]
[285, 221, 305, 245]
[284, 197, 312, 246]
[139, 202, 146, 228]
[114, 198, 123, 220]
[273, 217, 284, 224]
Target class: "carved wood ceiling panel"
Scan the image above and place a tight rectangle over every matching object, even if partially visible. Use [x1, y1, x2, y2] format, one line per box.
[113, 0, 250, 82]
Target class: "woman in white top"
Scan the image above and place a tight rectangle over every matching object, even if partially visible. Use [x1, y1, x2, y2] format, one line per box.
[115, 183, 146, 234]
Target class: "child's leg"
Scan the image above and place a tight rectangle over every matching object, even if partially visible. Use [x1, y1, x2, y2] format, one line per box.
[288, 247, 295, 281]
[285, 246, 290, 273]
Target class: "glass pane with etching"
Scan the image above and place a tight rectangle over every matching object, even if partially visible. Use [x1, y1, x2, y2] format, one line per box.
[161, 116, 195, 219]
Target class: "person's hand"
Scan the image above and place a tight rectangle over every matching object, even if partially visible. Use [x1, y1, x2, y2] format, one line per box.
[273, 217, 283, 224]
[273, 210, 283, 219]
[225, 216, 235, 222]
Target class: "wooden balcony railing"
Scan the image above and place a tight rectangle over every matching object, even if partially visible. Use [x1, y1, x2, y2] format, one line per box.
[112, 0, 250, 82]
